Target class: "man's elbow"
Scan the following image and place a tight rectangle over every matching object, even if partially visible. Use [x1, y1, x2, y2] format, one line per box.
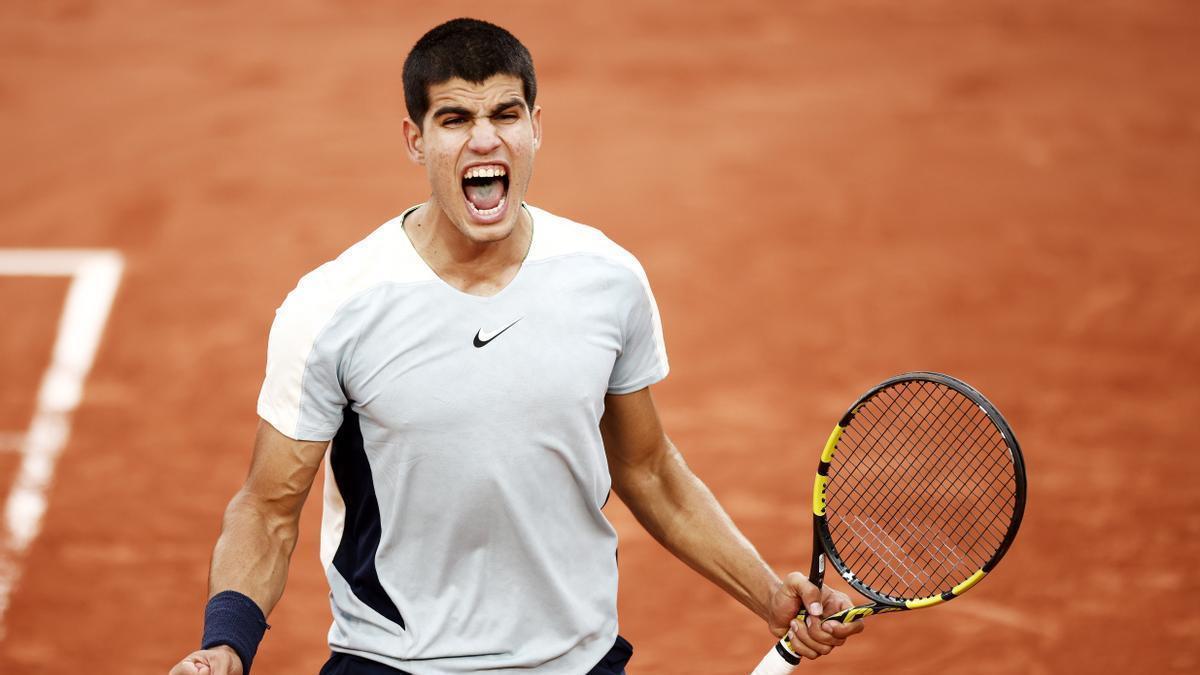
[222, 490, 301, 549]
[612, 444, 677, 501]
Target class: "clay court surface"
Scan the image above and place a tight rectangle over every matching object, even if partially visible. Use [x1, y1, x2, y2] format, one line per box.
[1, 1, 1197, 672]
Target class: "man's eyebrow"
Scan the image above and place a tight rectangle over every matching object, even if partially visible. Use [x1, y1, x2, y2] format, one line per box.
[431, 105, 473, 119]
[488, 99, 526, 116]
[431, 99, 526, 121]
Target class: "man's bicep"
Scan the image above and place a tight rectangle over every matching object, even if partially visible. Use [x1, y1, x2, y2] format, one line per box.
[241, 418, 329, 513]
[601, 387, 668, 470]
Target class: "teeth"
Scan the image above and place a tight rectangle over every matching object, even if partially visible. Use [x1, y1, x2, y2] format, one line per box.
[464, 165, 507, 180]
[467, 196, 506, 218]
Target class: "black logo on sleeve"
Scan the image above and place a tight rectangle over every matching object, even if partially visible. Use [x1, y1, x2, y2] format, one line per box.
[473, 317, 523, 348]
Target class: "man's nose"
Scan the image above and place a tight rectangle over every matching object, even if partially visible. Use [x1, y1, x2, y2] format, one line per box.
[467, 119, 501, 154]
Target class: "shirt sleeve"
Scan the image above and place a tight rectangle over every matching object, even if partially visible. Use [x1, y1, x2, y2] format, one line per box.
[256, 278, 352, 441]
[608, 261, 670, 394]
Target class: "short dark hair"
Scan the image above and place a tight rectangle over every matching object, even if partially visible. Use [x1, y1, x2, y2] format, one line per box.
[402, 18, 537, 127]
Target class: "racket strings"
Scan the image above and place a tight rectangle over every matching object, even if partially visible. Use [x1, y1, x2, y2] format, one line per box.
[832, 384, 980, 595]
[824, 380, 1017, 600]
[832, 411, 993, 595]
[868, 393, 1014, 556]
[836, 385, 1014, 595]
[839, 385, 982, 546]
[841, 385, 1013, 594]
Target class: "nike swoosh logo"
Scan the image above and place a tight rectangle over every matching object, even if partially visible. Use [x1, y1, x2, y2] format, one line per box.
[473, 317, 523, 348]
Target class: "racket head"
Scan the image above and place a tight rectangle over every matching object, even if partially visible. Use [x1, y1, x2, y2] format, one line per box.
[813, 371, 1026, 610]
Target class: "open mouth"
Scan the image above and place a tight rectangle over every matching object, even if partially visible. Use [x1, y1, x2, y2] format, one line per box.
[461, 164, 510, 221]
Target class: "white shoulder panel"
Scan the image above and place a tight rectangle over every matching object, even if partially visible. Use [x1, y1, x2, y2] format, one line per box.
[257, 212, 436, 439]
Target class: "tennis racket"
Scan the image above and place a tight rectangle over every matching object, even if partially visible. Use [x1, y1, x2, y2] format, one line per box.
[750, 372, 1026, 674]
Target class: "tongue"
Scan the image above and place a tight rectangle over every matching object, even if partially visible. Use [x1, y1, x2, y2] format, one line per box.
[464, 178, 504, 211]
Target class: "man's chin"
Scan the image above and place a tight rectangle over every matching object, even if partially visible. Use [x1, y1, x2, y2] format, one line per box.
[467, 225, 515, 244]
[456, 213, 520, 244]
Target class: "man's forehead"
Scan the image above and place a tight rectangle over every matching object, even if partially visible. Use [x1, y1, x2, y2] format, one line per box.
[427, 74, 526, 110]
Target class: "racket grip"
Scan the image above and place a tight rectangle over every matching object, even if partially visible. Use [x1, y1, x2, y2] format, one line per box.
[749, 639, 801, 675]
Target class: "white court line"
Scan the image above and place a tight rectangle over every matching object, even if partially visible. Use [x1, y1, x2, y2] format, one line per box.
[0, 249, 124, 638]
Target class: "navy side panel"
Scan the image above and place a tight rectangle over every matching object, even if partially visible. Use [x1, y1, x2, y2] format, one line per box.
[330, 406, 405, 628]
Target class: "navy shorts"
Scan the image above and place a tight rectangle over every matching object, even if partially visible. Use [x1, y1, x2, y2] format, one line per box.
[319, 635, 633, 675]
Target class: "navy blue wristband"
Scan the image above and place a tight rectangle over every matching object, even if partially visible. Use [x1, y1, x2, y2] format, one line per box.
[201, 590, 270, 674]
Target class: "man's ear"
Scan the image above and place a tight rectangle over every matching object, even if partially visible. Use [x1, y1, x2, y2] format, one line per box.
[530, 105, 543, 151]
[402, 117, 425, 164]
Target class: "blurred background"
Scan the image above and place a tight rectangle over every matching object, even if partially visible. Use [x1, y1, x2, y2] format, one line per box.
[1, 1, 1197, 672]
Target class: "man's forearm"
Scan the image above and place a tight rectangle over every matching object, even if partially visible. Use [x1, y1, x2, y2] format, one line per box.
[207, 490, 301, 615]
[615, 439, 782, 621]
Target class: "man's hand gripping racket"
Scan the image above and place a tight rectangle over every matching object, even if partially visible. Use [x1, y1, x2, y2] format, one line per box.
[751, 372, 1027, 674]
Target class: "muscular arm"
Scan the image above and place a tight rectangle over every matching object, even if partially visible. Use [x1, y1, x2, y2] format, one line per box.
[601, 387, 863, 658]
[600, 388, 780, 619]
[170, 420, 327, 674]
[209, 419, 328, 611]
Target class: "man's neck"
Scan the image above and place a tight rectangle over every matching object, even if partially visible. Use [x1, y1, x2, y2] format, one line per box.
[404, 201, 532, 297]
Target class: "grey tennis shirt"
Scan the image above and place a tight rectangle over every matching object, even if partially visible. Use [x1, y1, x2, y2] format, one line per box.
[257, 204, 669, 673]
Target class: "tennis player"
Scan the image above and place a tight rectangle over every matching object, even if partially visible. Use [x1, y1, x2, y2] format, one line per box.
[169, 18, 864, 675]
